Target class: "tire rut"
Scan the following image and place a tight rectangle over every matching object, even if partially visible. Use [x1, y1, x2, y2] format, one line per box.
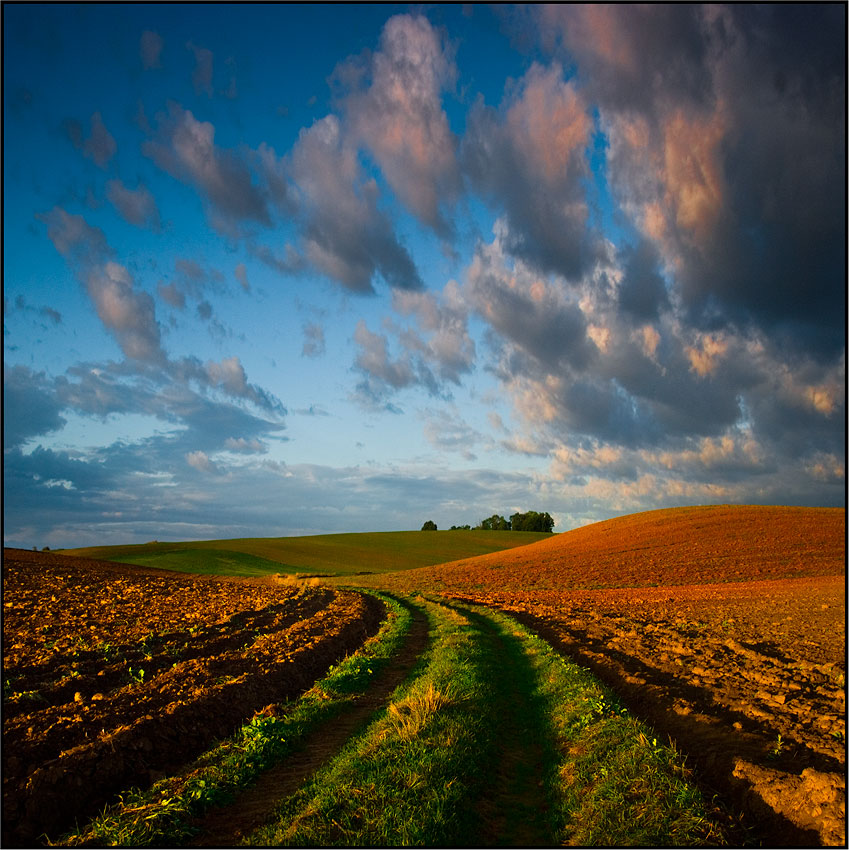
[447, 603, 553, 847]
[187, 598, 431, 847]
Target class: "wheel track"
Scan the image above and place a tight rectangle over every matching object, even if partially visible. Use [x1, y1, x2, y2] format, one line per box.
[188, 597, 431, 847]
[441, 602, 553, 847]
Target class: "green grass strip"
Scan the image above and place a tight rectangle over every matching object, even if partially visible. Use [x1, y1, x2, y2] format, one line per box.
[465, 603, 727, 846]
[54, 592, 411, 848]
[246, 596, 502, 846]
[248, 598, 725, 847]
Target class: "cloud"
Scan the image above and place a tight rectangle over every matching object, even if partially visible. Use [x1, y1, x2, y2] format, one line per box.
[352, 319, 418, 404]
[143, 102, 270, 235]
[7, 295, 62, 327]
[63, 112, 117, 168]
[157, 281, 185, 309]
[288, 114, 422, 292]
[186, 450, 218, 473]
[40, 207, 165, 363]
[140, 30, 163, 70]
[302, 322, 325, 358]
[351, 280, 474, 407]
[186, 41, 214, 97]
[224, 437, 267, 454]
[83, 112, 117, 168]
[463, 63, 601, 281]
[615, 238, 669, 321]
[534, 5, 713, 117]
[169, 355, 286, 415]
[106, 179, 161, 230]
[464, 212, 844, 478]
[391, 280, 475, 384]
[465, 224, 595, 373]
[422, 407, 482, 461]
[538, 4, 845, 359]
[337, 14, 460, 237]
[3, 365, 67, 449]
[234, 262, 250, 292]
[254, 142, 294, 214]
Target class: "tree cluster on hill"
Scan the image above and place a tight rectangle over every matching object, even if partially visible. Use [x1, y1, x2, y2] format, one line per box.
[509, 511, 555, 532]
[477, 511, 555, 532]
[426, 511, 555, 533]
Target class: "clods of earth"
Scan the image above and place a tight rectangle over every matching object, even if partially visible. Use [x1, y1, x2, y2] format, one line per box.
[2, 549, 383, 846]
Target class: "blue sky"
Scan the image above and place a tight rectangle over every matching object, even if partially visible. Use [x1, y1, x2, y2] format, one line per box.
[4, 4, 845, 548]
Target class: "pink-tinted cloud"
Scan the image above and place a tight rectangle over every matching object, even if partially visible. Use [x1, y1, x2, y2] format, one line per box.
[106, 179, 161, 230]
[41, 208, 164, 364]
[289, 114, 421, 292]
[339, 14, 460, 237]
[463, 63, 598, 281]
[143, 102, 269, 235]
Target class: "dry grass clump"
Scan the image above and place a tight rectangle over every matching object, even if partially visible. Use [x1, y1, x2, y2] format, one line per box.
[385, 683, 455, 741]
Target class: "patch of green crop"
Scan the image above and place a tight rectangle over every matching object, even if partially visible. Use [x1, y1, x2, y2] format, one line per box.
[62, 530, 554, 577]
[92, 548, 288, 577]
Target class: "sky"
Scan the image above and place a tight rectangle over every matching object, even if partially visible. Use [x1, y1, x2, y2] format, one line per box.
[3, 4, 845, 549]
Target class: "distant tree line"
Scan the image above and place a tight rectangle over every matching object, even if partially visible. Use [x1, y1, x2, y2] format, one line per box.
[422, 511, 555, 533]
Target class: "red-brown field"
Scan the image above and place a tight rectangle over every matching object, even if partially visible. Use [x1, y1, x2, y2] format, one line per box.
[374, 505, 847, 846]
[1, 549, 383, 846]
[3, 505, 845, 846]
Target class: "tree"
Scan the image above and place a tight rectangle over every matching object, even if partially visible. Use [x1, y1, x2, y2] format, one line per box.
[510, 510, 555, 532]
[478, 514, 511, 531]
[421, 520, 438, 531]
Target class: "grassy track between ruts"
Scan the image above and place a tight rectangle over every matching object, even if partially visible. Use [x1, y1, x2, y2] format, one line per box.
[55, 592, 726, 847]
[247, 597, 725, 846]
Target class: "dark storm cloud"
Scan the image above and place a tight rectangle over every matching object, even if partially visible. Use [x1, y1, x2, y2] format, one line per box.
[533, 5, 714, 117]
[462, 63, 602, 282]
[616, 239, 669, 321]
[533, 4, 845, 360]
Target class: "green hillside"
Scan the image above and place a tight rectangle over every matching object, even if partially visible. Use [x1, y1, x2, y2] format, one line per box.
[60, 530, 554, 577]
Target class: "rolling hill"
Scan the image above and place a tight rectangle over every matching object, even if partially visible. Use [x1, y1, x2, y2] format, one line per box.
[373, 505, 846, 593]
[60, 530, 554, 577]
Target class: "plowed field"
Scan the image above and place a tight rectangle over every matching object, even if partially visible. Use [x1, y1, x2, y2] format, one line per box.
[2, 549, 383, 846]
[375, 505, 846, 846]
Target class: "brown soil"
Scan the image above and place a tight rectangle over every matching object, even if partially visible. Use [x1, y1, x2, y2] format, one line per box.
[2, 549, 384, 846]
[377, 505, 846, 847]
